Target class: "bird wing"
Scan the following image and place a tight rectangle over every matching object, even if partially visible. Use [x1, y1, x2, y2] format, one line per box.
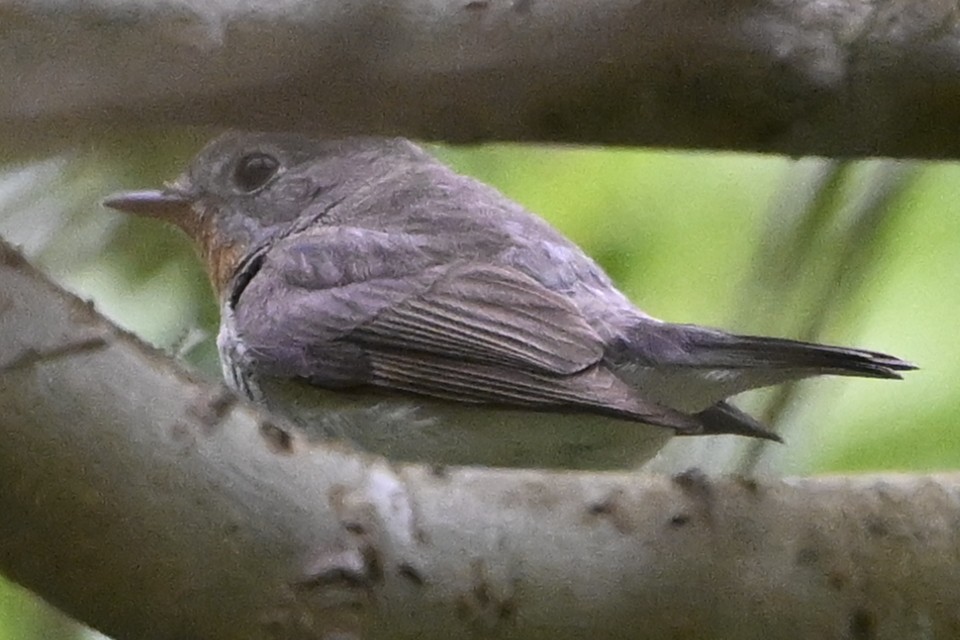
[229, 232, 702, 432]
[349, 260, 602, 375]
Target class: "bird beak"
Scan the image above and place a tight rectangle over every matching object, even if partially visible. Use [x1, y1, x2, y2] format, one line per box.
[102, 188, 194, 224]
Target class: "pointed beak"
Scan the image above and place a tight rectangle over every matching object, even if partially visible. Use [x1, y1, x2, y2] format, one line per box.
[102, 189, 195, 223]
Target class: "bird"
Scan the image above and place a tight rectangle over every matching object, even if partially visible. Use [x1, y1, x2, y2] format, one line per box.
[104, 132, 916, 469]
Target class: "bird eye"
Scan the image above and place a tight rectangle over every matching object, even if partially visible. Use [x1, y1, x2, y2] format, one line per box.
[233, 153, 280, 192]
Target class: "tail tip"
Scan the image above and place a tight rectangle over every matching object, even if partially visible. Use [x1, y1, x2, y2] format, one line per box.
[867, 354, 919, 379]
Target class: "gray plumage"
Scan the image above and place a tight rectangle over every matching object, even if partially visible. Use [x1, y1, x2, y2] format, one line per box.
[104, 133, 916, 468]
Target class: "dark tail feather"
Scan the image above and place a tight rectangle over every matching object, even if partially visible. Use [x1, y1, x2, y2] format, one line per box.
[719, 336, 916, 379]
[674, 325, 918, 380]
[693, 401, 782, 442]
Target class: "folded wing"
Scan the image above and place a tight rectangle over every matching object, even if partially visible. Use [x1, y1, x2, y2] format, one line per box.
[231, 238, 704, 433]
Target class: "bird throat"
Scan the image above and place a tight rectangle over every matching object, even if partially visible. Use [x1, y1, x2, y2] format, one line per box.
[190, 217, 249, 302]
[206, 241, 246, 302]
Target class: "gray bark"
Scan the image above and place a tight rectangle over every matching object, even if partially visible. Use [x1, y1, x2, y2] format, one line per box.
[2, 0, 960, 159]
[1, 236, 958, 639]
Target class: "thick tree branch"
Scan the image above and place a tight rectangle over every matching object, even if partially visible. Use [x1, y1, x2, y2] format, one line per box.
[2, 241, 960, 639]
[2, 0, 960, 159]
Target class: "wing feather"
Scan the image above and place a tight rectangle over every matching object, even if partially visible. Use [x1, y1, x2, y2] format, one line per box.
[231, 234, 702, 433]
[352, 263, 603, 375]
[367, 350, 702, 431]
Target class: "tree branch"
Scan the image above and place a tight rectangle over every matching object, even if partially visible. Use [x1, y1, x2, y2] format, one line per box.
[3, 0, 960, 159]
[2, 240, 959, 639]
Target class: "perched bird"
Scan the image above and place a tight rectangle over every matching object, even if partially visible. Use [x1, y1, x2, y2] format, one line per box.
[104, 133, 915, 469]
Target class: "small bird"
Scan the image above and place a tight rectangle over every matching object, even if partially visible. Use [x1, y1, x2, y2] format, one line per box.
[105, 133, 915, 469]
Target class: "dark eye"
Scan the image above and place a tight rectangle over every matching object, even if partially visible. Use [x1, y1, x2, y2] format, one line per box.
[233, 153, 279, 192]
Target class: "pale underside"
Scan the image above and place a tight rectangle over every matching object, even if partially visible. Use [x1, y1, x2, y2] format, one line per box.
[257, 377, 674, 469]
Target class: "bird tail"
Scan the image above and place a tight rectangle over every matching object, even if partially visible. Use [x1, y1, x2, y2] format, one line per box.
[632, 323, 917, 380]
[694, 332, 916, 380]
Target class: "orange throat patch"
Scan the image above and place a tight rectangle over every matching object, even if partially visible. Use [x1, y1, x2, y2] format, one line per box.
[206, 240, 247, 302]
[188, 214, 248, 302]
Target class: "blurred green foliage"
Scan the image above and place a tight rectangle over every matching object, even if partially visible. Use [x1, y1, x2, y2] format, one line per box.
[1, 138, 957, 639]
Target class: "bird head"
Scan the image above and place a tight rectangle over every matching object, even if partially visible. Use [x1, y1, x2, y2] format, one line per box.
[104, 132, 427, 299]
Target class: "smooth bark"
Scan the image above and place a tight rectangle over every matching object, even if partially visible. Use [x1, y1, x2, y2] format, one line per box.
[2, 241, 959, 640]
[2, 0, 960, 158]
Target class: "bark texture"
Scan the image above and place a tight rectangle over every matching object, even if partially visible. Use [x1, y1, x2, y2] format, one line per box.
[2, 0, 960, 158]
[1, 242, 959, 640]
